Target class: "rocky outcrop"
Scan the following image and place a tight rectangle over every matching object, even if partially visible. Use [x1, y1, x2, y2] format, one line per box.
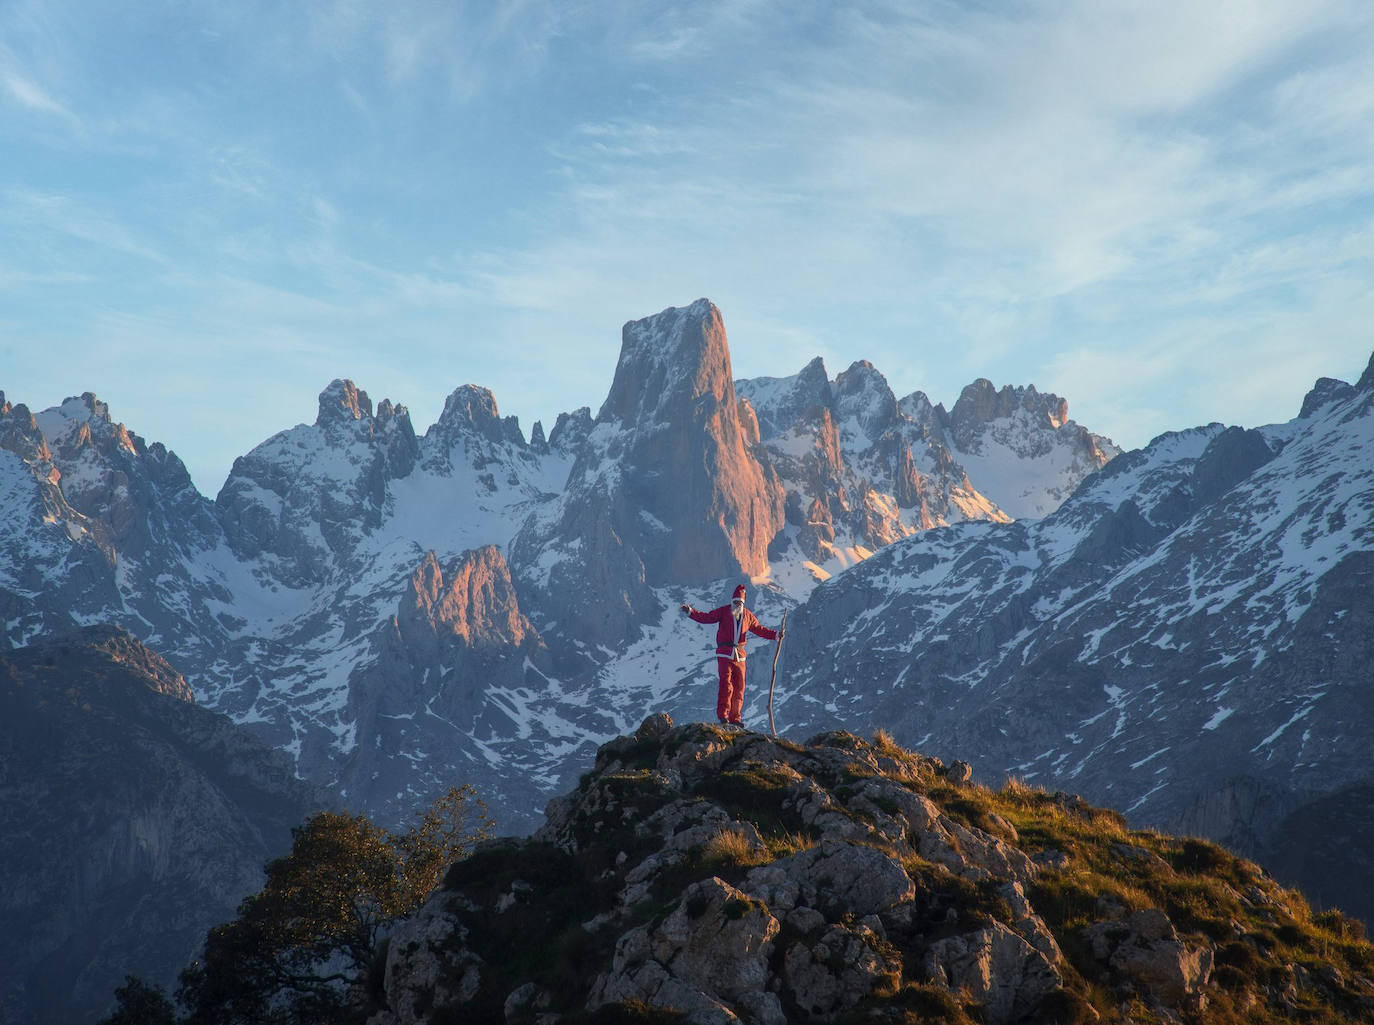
[0, 627, 325, 1025]
[337, 546, 556, 816]
[358, 722, 1372, 1024]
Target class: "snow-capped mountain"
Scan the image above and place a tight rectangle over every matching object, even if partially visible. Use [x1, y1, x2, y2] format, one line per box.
[5, 301, 1372, 924]
[1, 302, 1114, 836]
[772, 356, 1374, 920]
[736, 355, 1118, 588]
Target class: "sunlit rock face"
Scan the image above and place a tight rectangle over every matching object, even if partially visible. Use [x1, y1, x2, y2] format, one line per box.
[596, 299, 785, 583]
[737, 353, 1118, 581]
[509, 299, 786, 659]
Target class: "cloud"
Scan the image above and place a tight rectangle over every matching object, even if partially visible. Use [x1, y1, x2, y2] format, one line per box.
[1, 66, 70, 117]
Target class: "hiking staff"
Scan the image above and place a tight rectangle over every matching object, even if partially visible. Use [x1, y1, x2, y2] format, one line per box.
[768, 610, 787, 737]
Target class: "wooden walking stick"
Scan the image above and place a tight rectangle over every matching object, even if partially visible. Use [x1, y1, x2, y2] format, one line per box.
[768, 611, 787, 738]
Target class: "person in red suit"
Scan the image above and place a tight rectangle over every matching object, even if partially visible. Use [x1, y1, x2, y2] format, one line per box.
[681, 584, 784, 726]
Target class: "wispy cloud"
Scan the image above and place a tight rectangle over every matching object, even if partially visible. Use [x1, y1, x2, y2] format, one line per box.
[1, 66, 70, 118]
[2, 0, 1372, 492]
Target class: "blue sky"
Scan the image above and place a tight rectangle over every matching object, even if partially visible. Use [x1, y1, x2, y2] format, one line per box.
[3, 1, 1373, 497]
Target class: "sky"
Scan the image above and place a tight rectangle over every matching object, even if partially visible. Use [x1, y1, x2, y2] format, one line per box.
[2, 1, 1373, 497]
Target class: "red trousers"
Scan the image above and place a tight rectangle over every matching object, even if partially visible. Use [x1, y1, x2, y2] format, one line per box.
[716, 658, 746, 722]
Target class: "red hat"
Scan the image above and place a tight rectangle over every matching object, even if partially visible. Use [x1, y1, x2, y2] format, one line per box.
[732, 584, 746, 600]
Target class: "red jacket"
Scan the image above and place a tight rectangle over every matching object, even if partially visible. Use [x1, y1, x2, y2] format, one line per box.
[687, 605, 778, 662]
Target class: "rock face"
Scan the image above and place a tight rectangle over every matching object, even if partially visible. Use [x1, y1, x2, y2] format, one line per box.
[361, 720, 1374, 1024]
[775, 357, 1374, 923]
[337, 545, 561, 815]
[0, 626, 325, 1025]
[510, 300, 785, 659]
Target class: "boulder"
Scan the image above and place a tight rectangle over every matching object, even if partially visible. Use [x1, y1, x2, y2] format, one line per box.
[923, 921, 1063, 1025]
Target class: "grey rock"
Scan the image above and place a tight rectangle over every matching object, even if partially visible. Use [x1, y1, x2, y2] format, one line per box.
[923, 922, 1063, 1025]
[588, 876, 785, 1025]
[782, 921, 899, 1019]
[1083, 908, 1213, 1009]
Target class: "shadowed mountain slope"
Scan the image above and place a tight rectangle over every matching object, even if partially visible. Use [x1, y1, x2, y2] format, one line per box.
[0, 626, 326, 1025]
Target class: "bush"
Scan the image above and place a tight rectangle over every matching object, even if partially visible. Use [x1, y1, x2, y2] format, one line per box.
[175, 785, 491, 1024]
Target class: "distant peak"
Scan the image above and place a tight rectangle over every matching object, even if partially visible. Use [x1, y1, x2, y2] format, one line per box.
[1358, 350, 1374, 393]
[439, 384, 501, 427]
[602, 299, 730, 425]
[952, 379, 1067, 428]
[1299, 377, 1356, 418]
[316, 379, 373, 425]
[52, 392, 110, 424]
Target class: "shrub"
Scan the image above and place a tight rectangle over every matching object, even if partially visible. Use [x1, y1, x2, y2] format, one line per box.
[176, 785, 491, 1025]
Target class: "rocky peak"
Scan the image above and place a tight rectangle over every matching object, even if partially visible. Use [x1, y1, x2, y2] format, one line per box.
[366, 719, 1374, 1025]
[582, 299, 783, 582]
[1357, 350, 1374, 394]
[950, 380, 1069, 435]
[1300, 377, 1356, 418]
[316, 379, 373, 425]
[547, 406, 593, 456]
[398, 545, 538, 656]
[737, 356, 834, 441]
[833, 360, 899, 445]
[0, 397, 52, 465]
[432, 384, 526, 448]
[897, 389, 940, 431]
[599, 298, 731, 426]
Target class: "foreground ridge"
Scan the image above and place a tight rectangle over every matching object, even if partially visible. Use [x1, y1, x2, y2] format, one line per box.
[366, 718, 1374, 1025]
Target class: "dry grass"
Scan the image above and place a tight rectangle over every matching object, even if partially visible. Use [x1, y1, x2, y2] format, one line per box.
[700, 828, 771, 870]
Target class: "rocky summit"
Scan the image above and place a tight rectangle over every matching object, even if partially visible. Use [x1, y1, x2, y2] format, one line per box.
[364, 717, 1374, 1025]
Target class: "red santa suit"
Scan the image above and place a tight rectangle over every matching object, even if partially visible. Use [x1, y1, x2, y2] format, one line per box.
[683, 584, 780, 724]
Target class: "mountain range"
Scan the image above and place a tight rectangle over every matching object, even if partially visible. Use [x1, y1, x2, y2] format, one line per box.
[0, 299, 1118, 835]
[2, 298, 1371, 1018]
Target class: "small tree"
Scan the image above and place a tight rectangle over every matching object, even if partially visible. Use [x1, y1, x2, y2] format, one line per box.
[178, 785, 492, 1024]
[98, 975, 176, 1025]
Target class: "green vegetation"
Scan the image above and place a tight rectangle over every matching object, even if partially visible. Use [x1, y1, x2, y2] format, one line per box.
[98, 785, 491, 1025]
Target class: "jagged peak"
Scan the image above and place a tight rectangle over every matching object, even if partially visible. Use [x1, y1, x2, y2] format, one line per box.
[547, 406, 593, 454]
[1299, 376, 1356, 418]
[735, 355, 834, 441]
[1357, 349, 1374, 394]
[600, 298, 731, 425]
[33, 392, 142, 457]
[951, 379, 1069, 430]
[833, 359, 898, 442]
[432, 383, 525, 447]
[316, 379, 373, 425]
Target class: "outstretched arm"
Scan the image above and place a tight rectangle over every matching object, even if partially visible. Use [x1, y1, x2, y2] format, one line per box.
[682, 605, 722, 624]
[747, 615, 781, 642]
